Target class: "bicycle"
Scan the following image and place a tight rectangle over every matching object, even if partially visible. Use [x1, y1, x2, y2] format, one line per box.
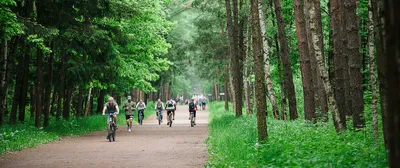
[138, 109, 144, 125]
[190, 111, 195, 127]
[107, 113, 117, 142]
[157, 110, 163, 125]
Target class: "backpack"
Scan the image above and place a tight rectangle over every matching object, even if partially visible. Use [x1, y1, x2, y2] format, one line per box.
[167, 101, 174, 107]
[189, 102, 195, 110]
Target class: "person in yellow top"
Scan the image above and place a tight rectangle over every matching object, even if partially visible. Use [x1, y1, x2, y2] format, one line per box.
[123, 96, 135, 132]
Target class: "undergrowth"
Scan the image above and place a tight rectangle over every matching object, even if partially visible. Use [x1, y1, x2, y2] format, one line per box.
[206, 102, 387, 168]
[0, 102, 155, 155]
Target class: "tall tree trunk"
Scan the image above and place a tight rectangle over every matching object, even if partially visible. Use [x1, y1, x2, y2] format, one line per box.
[224, 65, 230, 111]
[43, 42, 54, 127]
[18, 49, 30, 123]
[76, 86, 83, 118]
[245, 22, 253, 115]
[85, 83, 93, 117]
[251, 0, 268, 141]
[368, 0, 378, 139]
[97, 89, 106, 114]
[309, 0, 344, 132]
[259, 0, 279, 119]
[57, 52, 66, 120]
[384, 1, 400, 166]
[330, 0, 348, 128]
[10, 53, 24, 125]
[276, 35, 287, 120]
[30, 84, 35, 120]
[50, 89, 57, 116]
[307, 0, 328, 119]
[371, 0, 388, 149]
[273, 0, 298, 120]
[35, 49, 43, 127]
[63, 88, 72, 119]
[0, 40, 7, 126]
[293, 0, 316, 121]
[344, 0, 365, 129]
[225, 0, 237, 113]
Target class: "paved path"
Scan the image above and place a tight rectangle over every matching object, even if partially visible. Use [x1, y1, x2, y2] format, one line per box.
[0, 105, 209, 168]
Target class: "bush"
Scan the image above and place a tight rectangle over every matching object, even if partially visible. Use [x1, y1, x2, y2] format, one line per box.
[206, 102, 387, 167]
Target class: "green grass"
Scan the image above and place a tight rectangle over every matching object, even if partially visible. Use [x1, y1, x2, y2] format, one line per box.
[206, 102, 388, 168]
[0, 102, 155, 155]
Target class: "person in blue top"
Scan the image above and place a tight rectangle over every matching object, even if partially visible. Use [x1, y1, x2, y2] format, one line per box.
[102, 97, 120, 129]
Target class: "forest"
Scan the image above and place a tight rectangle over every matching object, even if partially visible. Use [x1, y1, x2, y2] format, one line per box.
[0, 0, 399, 167]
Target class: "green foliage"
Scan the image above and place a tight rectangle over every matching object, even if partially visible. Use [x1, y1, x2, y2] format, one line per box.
[206, 102, 387, 167]
[0, 0, 23, 40]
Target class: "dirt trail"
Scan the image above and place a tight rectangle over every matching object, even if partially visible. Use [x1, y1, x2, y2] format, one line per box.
[0, 105, 209, 168]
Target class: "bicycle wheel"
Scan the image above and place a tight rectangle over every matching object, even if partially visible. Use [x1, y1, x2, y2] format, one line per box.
[112, 129, 116, 141]
[169, 113, 172, 127]
[108, 125, 112, 142]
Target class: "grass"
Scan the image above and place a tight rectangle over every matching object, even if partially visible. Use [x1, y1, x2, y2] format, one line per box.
[206, 102, 388, 168]
[0, 102, 155, 155]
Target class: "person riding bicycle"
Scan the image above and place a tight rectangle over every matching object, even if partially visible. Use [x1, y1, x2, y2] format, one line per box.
[202, 97, 207, 110]
[172, 98, 177, 120]
[123, 96, 135, 132]
[136, 99, 146, 123]
[188, 98, 197, 125]
[102, 97, 120, 139]
[165, 98, 175, 125]
[154, 99, 164, 123]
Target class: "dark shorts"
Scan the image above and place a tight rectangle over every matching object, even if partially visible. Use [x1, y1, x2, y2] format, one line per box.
[167, 110, 174, 115]
[189, 110, 196, 117]
[125, 115, 133, 120]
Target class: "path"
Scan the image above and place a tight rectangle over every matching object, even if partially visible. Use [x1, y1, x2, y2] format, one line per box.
[0, 105, 209, 168]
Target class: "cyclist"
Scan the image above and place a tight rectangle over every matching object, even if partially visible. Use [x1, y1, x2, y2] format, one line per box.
[202, 97, 207, 110]
[172, 98, 177, 120]
[154, 99, 164, 123]
[188, 98, 197, 125]
[136, 99, 146, 123]
[198, 97, 203, 111]
[102, 97, 120, 139]
[123, 96, 135, 132]
[165, 98, 175, 125]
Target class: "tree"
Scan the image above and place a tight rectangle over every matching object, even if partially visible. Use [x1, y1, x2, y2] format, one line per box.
[368, 0, 378, 139]
[273, 0, 298, 120]
[308, 0, 344, 132]
[383, 0, 400, 166]
[251, 0, 268, 141]
[344, 0, 365, 129]
[259, 0, 279, 119]
[293, 0, 316, 121]
[330, 0, 348, 128]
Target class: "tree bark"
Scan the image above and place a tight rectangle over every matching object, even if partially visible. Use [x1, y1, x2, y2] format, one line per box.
[371, 0, 388, 149]
[30, 83, 35, 120]
[259, 0, 279, 119]
[85, 83, 93, 117]
[225, 0, 237, 113]
[224, 65, 230, 111]
[245, 22, 253, 115]
[293, 0, 316, 121]
[273, 0, 298, 120]
[309, 0, 344, 132]
[0, 40, 7, 126]
[368, 0, 378, 140]
[10, 52, 24, 125]
[330, 0, 348, 128]
[35, 49, 43, 127]
[18, 48, 30, 123]
[383, 1, 400, 166]
[57, 52, 66, 120]
[63, 88, 72, 119]
[344, 0, 365, 129]
[43, 43, 54, 127]
[50, 89, 57, 116]
[251, 0, 268, 141]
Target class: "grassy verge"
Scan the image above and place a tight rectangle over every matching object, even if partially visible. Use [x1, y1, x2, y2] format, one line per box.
[206, 102, 387, 168]
[0, 102, 155, 155]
